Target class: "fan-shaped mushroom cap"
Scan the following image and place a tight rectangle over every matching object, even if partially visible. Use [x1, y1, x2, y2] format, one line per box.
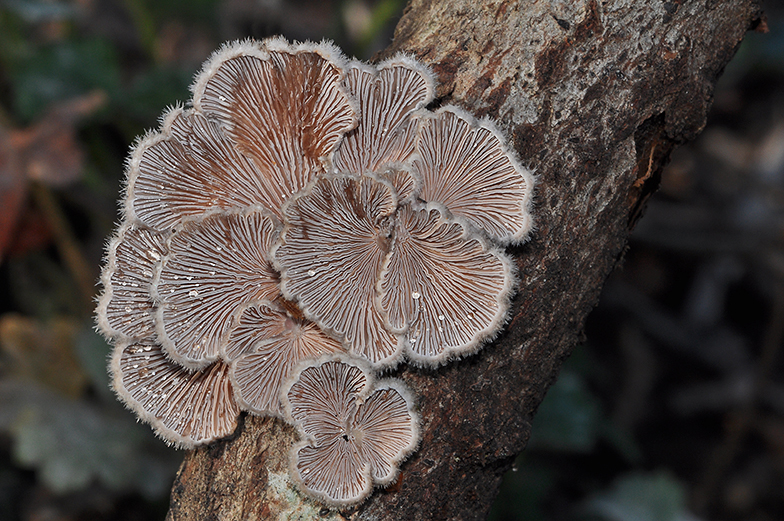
[228, 300, 344, 417]
[380, 203, 515, 366]
[154, 209, 279, 370]
[412, 106, 535, 244]
[282, 355, 419, 507]
[192, 38, 356, 216]
[97, 223, 166, 340]
[126, 108, 283, 228]
[273, 174, 404, 368]
[333, 56, 434, 175]
[376, 163, 420, 204]
[111, 340, 240, 448]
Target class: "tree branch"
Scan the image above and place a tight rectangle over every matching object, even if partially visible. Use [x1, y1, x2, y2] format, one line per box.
[166, 1, 764, 519]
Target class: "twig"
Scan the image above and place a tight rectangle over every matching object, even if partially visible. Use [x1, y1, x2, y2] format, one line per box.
[29, 182, 95, 315]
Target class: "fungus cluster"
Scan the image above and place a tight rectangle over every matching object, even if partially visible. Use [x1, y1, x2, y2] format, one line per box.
[96, 37, 534, 508]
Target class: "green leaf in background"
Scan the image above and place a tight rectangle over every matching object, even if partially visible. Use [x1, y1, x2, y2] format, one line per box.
[3, 0, 76, 24]
[582, 471, 702, 521]
[488, 460, 557, 521]
[120, 65, 195, 126]
[0, 379, 180, 498]
[527, 369, 603, 453]
[74, 324, 113, 399]
[11, 38, 120, 122]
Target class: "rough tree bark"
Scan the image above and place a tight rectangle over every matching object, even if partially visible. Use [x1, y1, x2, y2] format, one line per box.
[166, 1, 764, 519]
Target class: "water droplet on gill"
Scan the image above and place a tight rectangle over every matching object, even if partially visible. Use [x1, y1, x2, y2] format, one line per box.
[411, 292, 421, 300]
[438, 314, 445, 321]
[139, 367, 150, 377]
[209, 271, 216, 276]
[132, 364, 140, 369]
[188, 290, 199, 297]
[143, 345, 152, 352]
[307, 269, 316, 277]
[173, 275, 179, 280]
[125, 306, 132, 313]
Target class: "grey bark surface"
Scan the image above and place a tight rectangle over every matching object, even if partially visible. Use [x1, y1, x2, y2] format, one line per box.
[166, 1, 764, 520]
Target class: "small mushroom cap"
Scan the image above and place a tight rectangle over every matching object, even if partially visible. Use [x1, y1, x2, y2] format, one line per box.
[111, 340, 240, 449]
[375, 163, 420, 204]
[154, 209, 279, 370]
[380, 203, 516, 366]
[228, 300, 344, 417]
[192, 38, 356, 215]
[96, 223, 166, 340]
[282, 355, 419, 507]
[273, 174, 404, 368]
[412, 105, 535, 244]
[125, 108, 280, 229]
[333, 55, 434, 175]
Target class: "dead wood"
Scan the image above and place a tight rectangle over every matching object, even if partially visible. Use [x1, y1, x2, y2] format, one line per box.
[166, 1, 765, 519]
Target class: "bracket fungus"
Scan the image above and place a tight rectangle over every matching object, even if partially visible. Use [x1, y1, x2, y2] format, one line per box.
[283, 356, 419, 507]
[111, 340, 240, 447]
[96, 36, 533, 505]
[229, 300, 344, 417]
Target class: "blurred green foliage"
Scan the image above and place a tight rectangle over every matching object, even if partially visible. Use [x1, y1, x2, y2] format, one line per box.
[488, 345, 696, 521]
[582, 472, 697, 521]
[10, 38, 120, 122]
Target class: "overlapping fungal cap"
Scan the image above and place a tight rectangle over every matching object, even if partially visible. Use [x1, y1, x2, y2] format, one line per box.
[97, 37, 359, 447]
[274, 173, 403, 367]
[97, 222, 166, 341]
[333, 56, 434, 175]
[153, 208, 279, 370]
[274, 175, 516, 367]
[111, 340, 240, 448]
[411, 106, 535, 244]
[282, 355, 419, 507]
[229, 300, 344, 417]
[96, 35, 533, 479]
[379, 203, 515, 365]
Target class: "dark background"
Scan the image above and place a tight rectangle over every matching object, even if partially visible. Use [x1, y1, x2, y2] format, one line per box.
[0, 1, 781, 520]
